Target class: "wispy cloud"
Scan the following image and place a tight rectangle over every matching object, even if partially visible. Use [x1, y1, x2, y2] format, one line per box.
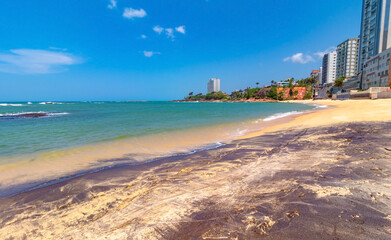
[165, 28, 174, 39]
[175, 25, 186, 34]
[0, 49, 82, 74]
[143, 51, 160, 57]
[283, 53, 315, 64]
[153, 25, 186, 39]
[49, 47, 68, 51]
[141, 34, 147, 39]
[153, 25, 164, 34]
[314, 46, 337, 58]
[108, 0, 117, 9]
[123, 8, 147, 19]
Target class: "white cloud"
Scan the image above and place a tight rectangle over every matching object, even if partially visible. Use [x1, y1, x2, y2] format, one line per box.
[314, 46, 337, 58]
[165, 28, 174, 39]
[153, 25, 164, 34]
[175, 25, 186, 34]
[284, 47, 337, 64]
[0, 49, 82, 74]
[154, 25, 186, 39]
[123, 8, 147, 19]
[143, 51, 160, 57]
[141, 34, 147, 39]
[283, 53, 315, 64]
[49, 47, 68, 51]
[108, 0, 117, 9]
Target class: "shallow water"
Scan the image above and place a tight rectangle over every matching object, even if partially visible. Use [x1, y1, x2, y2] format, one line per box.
[0, 101, 314, 197]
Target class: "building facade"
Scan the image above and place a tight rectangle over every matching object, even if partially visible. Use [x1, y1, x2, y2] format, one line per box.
[311, 69, 320, 77]
[316, 67, 323, 85]
[207, 78, 220, 93]
[336, 38, 359, 79]
[358, 0, 391, 72]
[361, 47, 391, 89]
[322, 51, 337, 84]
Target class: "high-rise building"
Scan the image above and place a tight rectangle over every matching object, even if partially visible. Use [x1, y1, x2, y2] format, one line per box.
[316, 67, 323, 85]
[207, 78, 220, 93]
[336, 38, 359, 79]
[322, 51, 337, 84]
[361, 48, 391, 89]
[358, 0, 391, 71]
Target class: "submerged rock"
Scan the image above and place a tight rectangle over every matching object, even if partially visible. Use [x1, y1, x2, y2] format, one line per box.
[0, 112, 49, 118]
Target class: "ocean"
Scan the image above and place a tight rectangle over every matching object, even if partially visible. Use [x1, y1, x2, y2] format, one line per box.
[0, 101, 314, 197]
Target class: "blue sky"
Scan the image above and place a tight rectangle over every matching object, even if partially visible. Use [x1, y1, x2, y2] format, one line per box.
[0, 0, 361, 101]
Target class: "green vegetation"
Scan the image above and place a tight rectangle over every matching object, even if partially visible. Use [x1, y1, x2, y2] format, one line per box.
[334, 77, 345, 88]
[255, 88, 269, 99]
[186, 91, 228, 101]
[185, 77, 317, 101]
[303, 86, 313, 100]
[266, 86, 278, 100]
[244, 88, 260, 99]
[297, 77, 316, 87]
[205, 91, 228, 100]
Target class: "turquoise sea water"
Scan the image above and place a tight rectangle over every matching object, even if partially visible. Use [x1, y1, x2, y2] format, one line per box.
[0, 101, 314, 197]
[0, 101, 313, 158]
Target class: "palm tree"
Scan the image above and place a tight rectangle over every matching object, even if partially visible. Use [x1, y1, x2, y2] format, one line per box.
[256, 82, 259, 88]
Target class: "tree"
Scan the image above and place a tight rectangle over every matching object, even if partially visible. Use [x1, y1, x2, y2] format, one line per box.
[296, 77, 316, 87]
[205, 91, 227, 100]
[256, 82, 260, 88]
[188, 92, 193, 96]
[255, 88, 269, 99]
[303, 86, 313, 100]
[231, 91, 243, 99]
[334, 77, 345, 88]
[278, 89, 285, 100]
[266, 86, 278, 100]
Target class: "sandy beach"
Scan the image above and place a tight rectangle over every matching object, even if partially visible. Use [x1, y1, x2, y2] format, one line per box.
[1, 99, 391, 239]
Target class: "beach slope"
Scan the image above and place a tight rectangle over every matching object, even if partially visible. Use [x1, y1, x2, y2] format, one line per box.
[1, 100, 391, 239]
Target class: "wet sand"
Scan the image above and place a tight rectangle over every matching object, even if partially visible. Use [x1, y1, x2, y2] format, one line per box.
[1, 100, 391, 239]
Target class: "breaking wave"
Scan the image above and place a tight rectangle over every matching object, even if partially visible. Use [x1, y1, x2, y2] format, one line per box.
[0, 103, 24, 107]
[262, 111, 303, 122]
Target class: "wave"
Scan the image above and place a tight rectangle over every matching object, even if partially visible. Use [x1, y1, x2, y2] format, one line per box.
[39, 102, 67, 105]
[262, 111, 303, 122]
[0, 111, 69, 119]
[0, 103, 24, 107]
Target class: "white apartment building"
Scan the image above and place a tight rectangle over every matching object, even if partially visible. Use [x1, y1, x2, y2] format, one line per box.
[207, 78, 220, 93]
[336, 38, 359, 78]
[358, 0, 391, 71]
[322, 51, 337, 84]
[362, 47, 391, 89]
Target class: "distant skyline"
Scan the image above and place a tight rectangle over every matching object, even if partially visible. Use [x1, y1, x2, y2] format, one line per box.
[0, 0, 361, 101]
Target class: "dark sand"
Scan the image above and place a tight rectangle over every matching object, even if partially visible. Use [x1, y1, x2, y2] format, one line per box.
[1, 122, 391, 239]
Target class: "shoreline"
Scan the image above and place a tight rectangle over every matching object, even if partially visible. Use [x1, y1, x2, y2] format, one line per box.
[0, 102, 316, 199]
[1, 99, 391, 238]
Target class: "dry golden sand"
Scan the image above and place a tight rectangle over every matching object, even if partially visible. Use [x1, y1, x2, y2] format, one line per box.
[1, 99, 391, 239]
[241, 99, 391, 139]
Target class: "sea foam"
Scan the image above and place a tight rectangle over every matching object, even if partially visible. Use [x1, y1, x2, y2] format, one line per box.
[0, 103, 24, 107]
[262, 111, 303, 122]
